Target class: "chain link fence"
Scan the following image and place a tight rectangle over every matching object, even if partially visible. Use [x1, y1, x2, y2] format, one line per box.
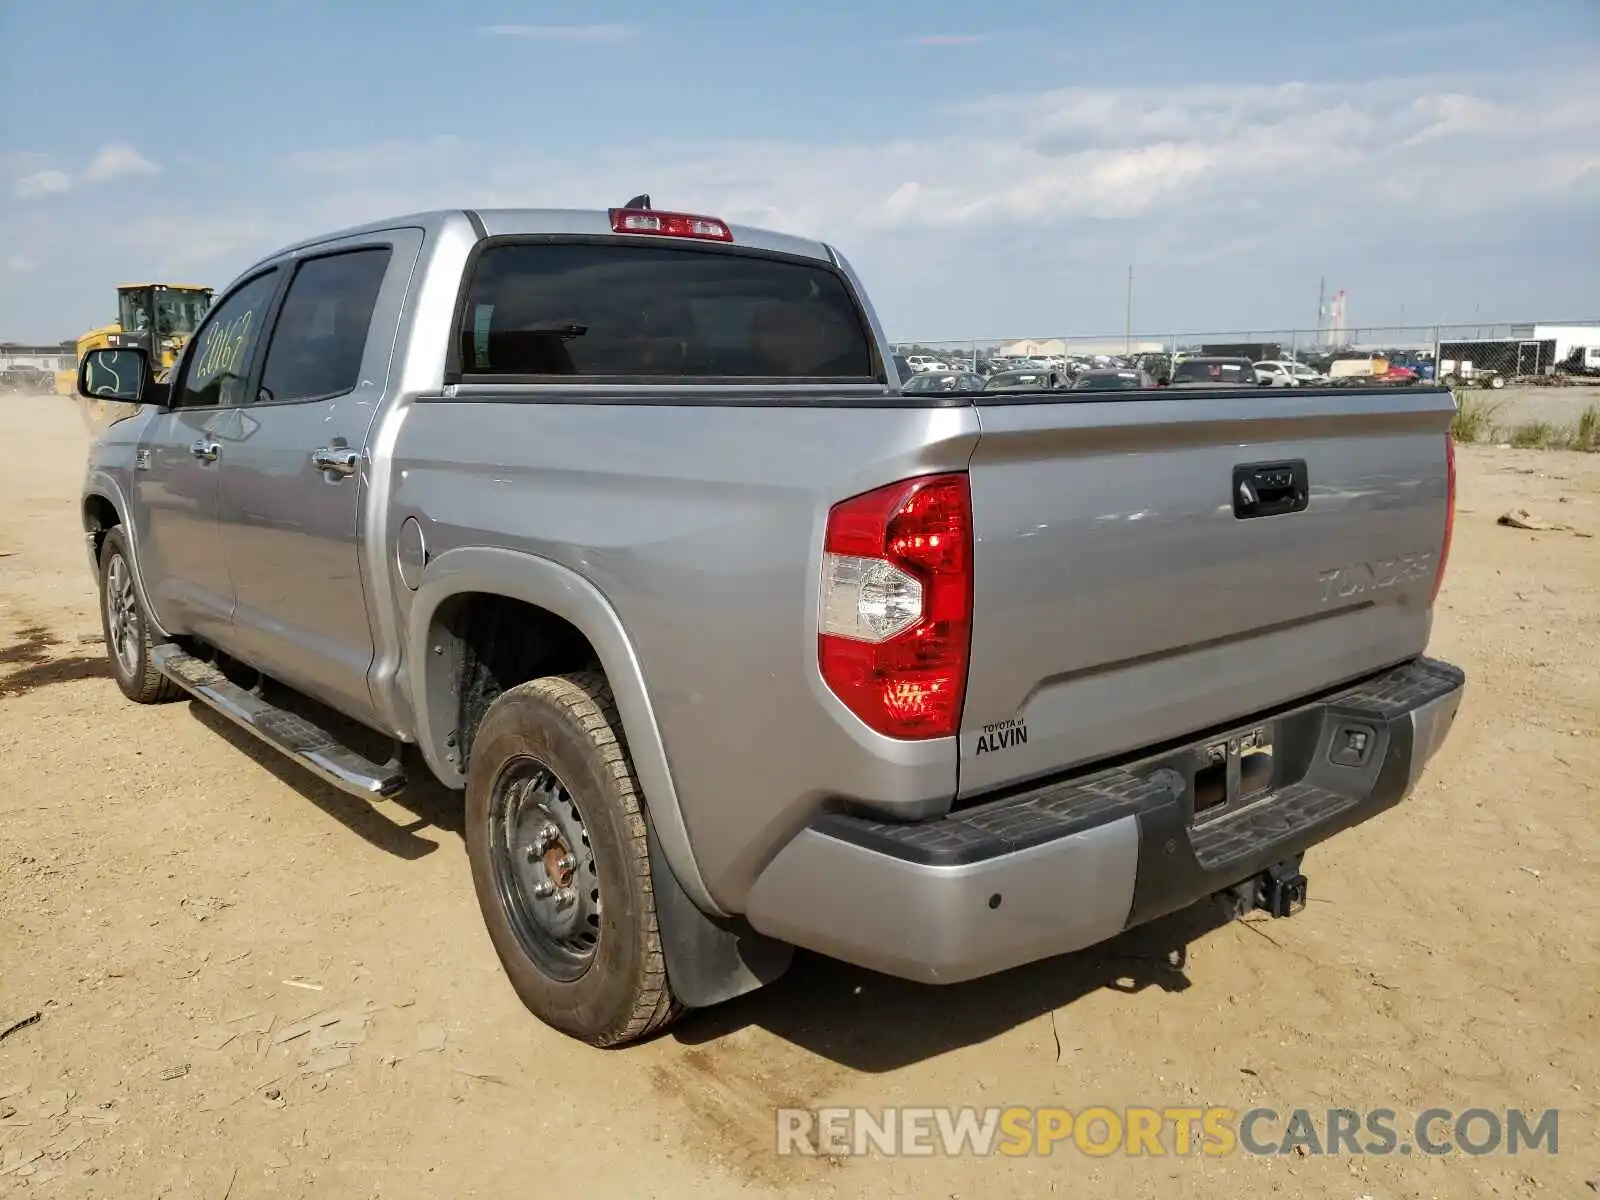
[892, 320, 1600, 389]
[891, 321, 1600, 449]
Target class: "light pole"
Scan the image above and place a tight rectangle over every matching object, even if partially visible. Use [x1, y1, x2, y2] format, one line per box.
[1125, 264, 1133, 354]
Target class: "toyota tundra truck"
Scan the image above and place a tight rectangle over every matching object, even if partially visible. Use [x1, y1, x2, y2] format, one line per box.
[76, 200, 1465, 1047]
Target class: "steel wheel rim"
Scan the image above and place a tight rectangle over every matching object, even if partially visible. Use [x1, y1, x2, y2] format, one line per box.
[105, 554, 140, 677]
[488, 757, 602, 982]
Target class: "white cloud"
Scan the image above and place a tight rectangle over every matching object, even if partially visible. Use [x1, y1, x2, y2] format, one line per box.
[10, 143, 159, 201]
[253, 66, 1596, 244]
[82, 143, 160, 183]
[14, 169, 73, 200]
[478, 23, 640, 41]
[4, 63, 1597, 339]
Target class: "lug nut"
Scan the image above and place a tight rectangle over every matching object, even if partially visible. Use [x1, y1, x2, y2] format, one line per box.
[556, 854, 577, 874]
[525, 825, 560, 858]
[532, 881, 556, 899]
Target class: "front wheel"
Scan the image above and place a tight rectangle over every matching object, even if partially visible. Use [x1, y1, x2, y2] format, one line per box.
[97, 526, 180, 704]
[464, 672, 681, 1047]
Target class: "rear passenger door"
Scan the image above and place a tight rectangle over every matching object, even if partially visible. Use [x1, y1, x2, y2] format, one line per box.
[214, 230, 421, 725]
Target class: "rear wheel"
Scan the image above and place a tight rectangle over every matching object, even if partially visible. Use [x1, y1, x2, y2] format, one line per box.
[97, 526, 179, 704]
[464, 672, 681, 1046]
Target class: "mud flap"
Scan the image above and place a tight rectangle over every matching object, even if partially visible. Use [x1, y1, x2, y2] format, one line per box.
[643, 809, 793, 1009]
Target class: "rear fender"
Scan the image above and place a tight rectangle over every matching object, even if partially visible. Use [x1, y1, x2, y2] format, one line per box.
[405, 545, 722, 916]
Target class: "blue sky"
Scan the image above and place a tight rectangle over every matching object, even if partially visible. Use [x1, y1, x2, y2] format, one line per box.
[2, 0, 1597, 344]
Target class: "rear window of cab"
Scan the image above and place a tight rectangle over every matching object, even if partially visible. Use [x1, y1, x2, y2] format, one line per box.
[453, 242, 878, 382]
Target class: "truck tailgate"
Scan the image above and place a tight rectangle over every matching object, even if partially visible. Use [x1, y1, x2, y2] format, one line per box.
[958, 388, 1455, 798]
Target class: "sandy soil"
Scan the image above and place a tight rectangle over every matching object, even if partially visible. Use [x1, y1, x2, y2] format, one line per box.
[0, 394, 1595, 1199]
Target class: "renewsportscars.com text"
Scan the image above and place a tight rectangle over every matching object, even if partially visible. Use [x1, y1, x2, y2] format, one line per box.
[775, 1106, 1560, 1159]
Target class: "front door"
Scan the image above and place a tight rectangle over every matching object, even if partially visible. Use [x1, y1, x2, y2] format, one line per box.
[131, 267, 283, 646]
[215, 237, 414, 726]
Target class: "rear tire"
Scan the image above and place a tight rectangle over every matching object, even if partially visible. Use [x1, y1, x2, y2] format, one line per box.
[97, 526, 180, 704]
[464, 672, 682, 1047]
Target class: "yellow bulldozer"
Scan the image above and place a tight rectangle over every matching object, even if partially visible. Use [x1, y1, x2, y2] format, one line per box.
[72, 283, 213, 429]
[77, 282, 214, 377]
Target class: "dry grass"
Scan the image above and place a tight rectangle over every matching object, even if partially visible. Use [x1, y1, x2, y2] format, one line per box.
[1507, 420, 1562, 448]
[1450, 391, 1501, 442]
[1577, 403, 1600, 451]
[1453, 391, 1600, 452]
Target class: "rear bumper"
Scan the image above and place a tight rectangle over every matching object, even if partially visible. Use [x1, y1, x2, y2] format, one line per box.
[744, 656, 1465, 983]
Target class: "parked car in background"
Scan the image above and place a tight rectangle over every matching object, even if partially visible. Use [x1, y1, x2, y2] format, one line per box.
[1072, 368, 1155, 391]
[1387, 351, 1435, 382]
[902, 371, 984, 394]
[0, 364, 56, 393]
[1135, 353, 1172, 379]
[1254, 360, 1328, 387]
[1169, 357, 1264, 387]
[984, 368, 1062, 391]
[1329, 357, 1422, 387]
[1558, 344, 1600, 377]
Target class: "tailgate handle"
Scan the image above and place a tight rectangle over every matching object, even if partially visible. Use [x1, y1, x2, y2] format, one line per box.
[1233, 460, 1308, 519]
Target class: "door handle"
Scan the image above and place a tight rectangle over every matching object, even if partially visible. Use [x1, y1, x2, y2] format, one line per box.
[312, 447, 360, 477]
[1233, 460, 1309, 519]
[190, 438, 220, 462]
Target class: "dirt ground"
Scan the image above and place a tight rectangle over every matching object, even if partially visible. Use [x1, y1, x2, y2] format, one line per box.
[0, 394, 1595, 1199]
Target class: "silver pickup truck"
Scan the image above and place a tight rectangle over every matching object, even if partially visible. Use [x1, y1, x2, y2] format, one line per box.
[77, 201, 1465, 1047]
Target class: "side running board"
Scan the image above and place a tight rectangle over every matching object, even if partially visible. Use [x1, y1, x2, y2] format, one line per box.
[151, 644, 406, 800]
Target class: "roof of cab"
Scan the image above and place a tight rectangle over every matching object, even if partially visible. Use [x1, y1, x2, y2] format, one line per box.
[253, 207, 835, 269]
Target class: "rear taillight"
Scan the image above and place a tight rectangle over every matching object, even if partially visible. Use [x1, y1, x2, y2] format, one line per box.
[818, 473, 973, 739]
[1430, 432, 1456, 606]
[608, 207, 733, 242]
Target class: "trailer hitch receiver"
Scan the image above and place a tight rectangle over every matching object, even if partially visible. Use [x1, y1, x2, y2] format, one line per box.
[1256, 857, 1308, 918]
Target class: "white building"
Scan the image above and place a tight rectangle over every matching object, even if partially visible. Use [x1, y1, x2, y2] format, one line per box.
[1512, 324, 1600, 364]
[995, 337, 1166, 358]
[0, 343, 76, 372]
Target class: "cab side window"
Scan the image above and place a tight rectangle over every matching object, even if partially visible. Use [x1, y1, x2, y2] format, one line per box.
[257, 248, 392, 404]
[171, 270, 281, 410]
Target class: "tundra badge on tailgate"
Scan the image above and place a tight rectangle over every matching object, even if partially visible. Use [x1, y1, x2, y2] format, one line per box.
[1317, 551, 1434, 604]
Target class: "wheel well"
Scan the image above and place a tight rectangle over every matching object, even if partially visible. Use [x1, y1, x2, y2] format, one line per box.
[426, 593, 601, 774]
[83, 494, 121, 560]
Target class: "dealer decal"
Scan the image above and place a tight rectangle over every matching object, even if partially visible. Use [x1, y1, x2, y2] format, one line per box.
[975, 718, 1028, 755]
